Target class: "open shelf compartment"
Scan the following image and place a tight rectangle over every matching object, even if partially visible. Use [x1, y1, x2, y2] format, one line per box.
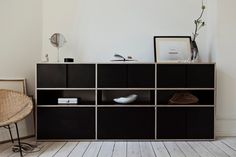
[37, 90, 95, 105]
[157, 90, 214, 105]
[97, 90, 155, 105]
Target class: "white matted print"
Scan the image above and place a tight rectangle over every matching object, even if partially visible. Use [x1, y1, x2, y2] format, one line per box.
[154, 36, 192, 62]
[0, 78, 26, 94]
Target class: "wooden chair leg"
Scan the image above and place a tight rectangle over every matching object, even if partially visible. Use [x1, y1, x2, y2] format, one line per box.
[7, 125, 14, 143]
[15, 123, 23, 157]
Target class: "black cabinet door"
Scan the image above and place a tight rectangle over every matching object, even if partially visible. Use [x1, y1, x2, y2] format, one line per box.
[187, 64, 215, 88]
[97, 64, 127, 88]
[37, 64, 66, 88]
[37, 107, 95, 139]
[98, 107, 155, 139]
[186, 108, 214, 139]
[128, 64, 155, 88]
[67, 64, 95, 88]
[157, 108, 186, 139]
[157, 64, 186, 88]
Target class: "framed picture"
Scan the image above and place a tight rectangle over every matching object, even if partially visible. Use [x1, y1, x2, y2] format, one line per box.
[154, 36, 192, 62]
[0, 78, 27, 94]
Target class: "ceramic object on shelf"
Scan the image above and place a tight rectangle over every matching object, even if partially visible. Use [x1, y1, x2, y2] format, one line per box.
[113, 94, 138, 104]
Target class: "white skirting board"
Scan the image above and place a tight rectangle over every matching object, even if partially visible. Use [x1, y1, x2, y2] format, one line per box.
[216, 119, 236, 137]
[0, 113, 34, 142]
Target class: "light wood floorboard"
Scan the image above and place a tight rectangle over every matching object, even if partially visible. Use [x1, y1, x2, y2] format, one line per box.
[163, 142, 185, 157]
[112, 142, 126, 157]
[212, 140, 236, 156]
[188, 142, 215, 157]
[151, 142, 170, 157]
[82, 142, 103, 157]
[201, 141, 229, 157]
[1, 138, 236, 157]
[68, 142, 90, 157]
[176, 142, 200, 157]
[140, 142, 156, 157]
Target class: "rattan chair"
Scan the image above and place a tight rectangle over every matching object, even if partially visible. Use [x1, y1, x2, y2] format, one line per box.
[0, 89, 33, 157]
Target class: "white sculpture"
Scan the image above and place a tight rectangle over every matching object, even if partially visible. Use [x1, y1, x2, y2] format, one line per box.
[113, 94, 138, 104]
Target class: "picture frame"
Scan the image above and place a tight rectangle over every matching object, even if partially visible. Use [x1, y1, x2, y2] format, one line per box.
[154, 36, 192, 62]
[0, 78, 27, 94]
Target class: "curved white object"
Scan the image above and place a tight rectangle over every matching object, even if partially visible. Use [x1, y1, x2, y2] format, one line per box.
[113, 94, 138, 104]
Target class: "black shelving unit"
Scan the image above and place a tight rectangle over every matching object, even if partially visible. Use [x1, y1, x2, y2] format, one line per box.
[36, 63, 215, 140]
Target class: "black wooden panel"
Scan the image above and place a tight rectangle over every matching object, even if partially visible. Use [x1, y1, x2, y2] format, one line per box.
[157, 64, 186, 88]
[187, 107, 214, 139]
[157, 108, 186, 139]
[187, 64, 215, 88]
[97, 64, 127, 88]
[37, 107, 95, 139]
[128, 64, 155, 88]
[98, 107, 155, 139]
[68, 64, 95, 88]
[37, 64, 66, 88]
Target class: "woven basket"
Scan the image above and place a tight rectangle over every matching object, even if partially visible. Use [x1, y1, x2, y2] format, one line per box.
[0, 89, 33, 127]
[168, 92, 199, 105]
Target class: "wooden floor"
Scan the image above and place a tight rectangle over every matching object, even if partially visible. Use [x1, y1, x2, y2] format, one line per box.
[1, 138, 236, 157]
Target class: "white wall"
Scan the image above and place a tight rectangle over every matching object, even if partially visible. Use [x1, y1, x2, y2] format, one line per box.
[42, 0, 209, 62]
[42, 0, 236, 137]
[0, 0, 42, 141]
[215, 0, 236, 136]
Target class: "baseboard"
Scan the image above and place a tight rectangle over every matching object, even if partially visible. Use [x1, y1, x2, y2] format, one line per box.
[216, 119, 236, 136]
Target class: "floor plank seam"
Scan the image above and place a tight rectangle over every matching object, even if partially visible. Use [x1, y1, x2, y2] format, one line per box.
[38, 142, 54, 157]
[185, 142, 200, 157]
[199, 142, 221, 157]
[126, 142, 128, 157]
[187, 142, 201, 157]
[206, 142, 230, 157]
[221, 141, 236, 151]
[150, 142, 158, 157]
[79, 142, 91, 157]
[163, 142, 171, 157]
[110, 141, 116, 157]
[175, 142, 187, 157]
[66, 142, 79, 157]
[138, 141, 142, 157]
[96, 142, 103, 157]
[212, 141, 235, 156]
[51, 142, 67, 157]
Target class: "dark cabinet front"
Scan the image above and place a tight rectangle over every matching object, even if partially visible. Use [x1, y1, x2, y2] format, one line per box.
[157, 108, 186, 139]
[187, 108, 214, 139]
[97, 107, 155, 139]
[157, 64, 215, 88]
[128, 64, 155, 88]
[36, 63, 215, 140]
[157, 107, 214, 139]
[97, 64, 127, 88]
[67, 64, 95, 88]
[187, 64, 215, 88]
[98, 64, 155, 88]
[37, 64, 95, 88]
[37, 107, 95, 139]
[157, 64, 186, 88]
[37, 64, 66, 88]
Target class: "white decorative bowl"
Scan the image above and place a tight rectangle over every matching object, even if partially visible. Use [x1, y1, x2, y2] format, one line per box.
[113, 94, 138, 104]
